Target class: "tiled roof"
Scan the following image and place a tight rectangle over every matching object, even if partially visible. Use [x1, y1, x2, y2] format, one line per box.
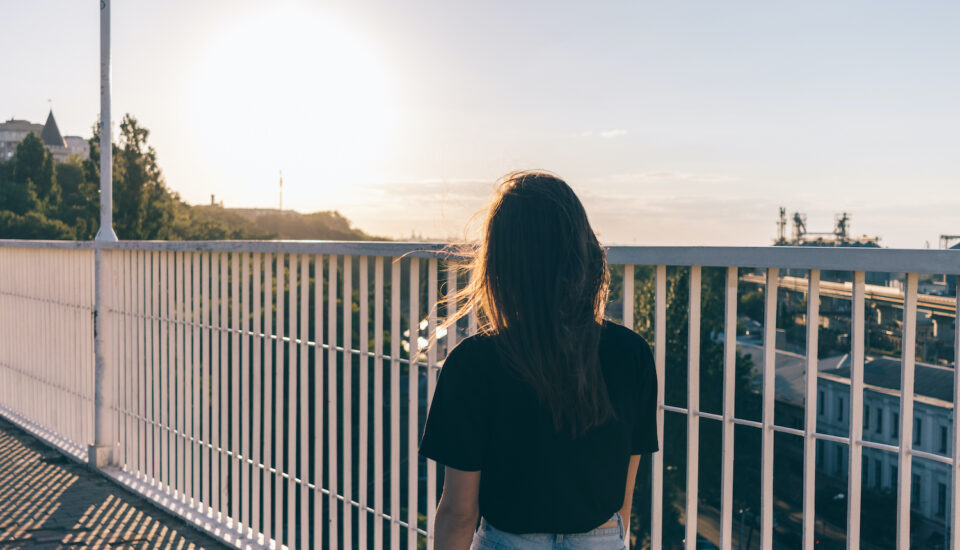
[829, 356, 953, 403]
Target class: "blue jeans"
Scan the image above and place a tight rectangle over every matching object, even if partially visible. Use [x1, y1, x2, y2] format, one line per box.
[470, 513, 627, 550]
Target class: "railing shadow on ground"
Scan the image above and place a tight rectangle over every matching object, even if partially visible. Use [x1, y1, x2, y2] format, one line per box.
[0, 416, 226, 549]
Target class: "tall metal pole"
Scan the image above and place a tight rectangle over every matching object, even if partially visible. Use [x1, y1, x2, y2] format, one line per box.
[96, 0, 117, 244]
[90, 0, 118, 469]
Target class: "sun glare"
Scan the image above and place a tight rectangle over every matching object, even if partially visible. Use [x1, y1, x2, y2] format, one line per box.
[186, 5, 394, 206]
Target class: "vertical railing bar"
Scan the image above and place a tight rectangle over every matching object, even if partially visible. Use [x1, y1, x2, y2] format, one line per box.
[802, 269, 820, 550]
[201, 252, 210, 515]
[124, 250, 133, 471]
[128, 251, 136, 472]
[720, 266, 737, 550]
[847, 271, 865, 550]
[684, 266, 702, 550]
[623, 264, 634, 330]
[160, 251, 169, 493]
[145, 251, 155, 487]
[390, 258, 401, 548]
[408, 258, 420, 550]
[178, 251, 186, 501]
[263, 252, 274, 544]
[287, 253, 298, 548]
[137, 250, 145, 477]
[446, 260, 458, 350]
[343, 256, 354, 550]
[952, 277, 960, 550]
[232, 252, 241, 530]
[182, 252, 191, 502]
[299, 254, 309, 550]
[220, 252, 230, 522]
[358, 256, 369, 550]
[192, 252, 201, 508]
[241, 252, 251, 536]
[252, 252, 262, 537]
[374, 256, 385, 550]
[211, 253, 222, 517]
[426, 258, 438, 550]
[328, 255, 340, 549]
[897, 272, 918, 550]
[275, 253, 286, 548]
[312, 254, 323, 550]
[761, 267, 778, 550]
[650, 264, 666, 549]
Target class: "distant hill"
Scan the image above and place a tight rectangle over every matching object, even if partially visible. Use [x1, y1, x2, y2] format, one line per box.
[190, 206, 381, 241]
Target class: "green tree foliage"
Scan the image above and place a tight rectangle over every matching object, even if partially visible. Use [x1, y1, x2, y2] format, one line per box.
[624, 266, 760, 549]
[12, 133, 58, 211]
[0, 114, 377, 242]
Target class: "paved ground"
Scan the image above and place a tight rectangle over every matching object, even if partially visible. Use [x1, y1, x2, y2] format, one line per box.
[0, 416, 227, 549]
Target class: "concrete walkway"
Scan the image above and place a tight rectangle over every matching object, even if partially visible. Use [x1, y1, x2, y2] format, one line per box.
[0, 417, 227, 549]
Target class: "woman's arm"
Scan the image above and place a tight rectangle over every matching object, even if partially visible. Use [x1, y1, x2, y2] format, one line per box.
[435, 466, 482, 550]
[620, 455, 642, 543]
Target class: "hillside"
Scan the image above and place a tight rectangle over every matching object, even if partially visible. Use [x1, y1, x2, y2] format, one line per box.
[191, 206, 380, 241]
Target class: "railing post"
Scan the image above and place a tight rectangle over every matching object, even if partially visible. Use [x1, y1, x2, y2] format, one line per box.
[89, 0, 119, 469]
[89, 248, 117, 467]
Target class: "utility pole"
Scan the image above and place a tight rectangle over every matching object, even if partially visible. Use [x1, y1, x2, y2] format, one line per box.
[90, 0, 118, 470]
[279, 169, 283, 212]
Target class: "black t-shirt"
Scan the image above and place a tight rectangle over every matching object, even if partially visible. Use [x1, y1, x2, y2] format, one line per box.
[418, 320, 658, 534]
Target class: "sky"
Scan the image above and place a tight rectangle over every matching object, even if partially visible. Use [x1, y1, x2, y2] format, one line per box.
[3, 1, 959, 247]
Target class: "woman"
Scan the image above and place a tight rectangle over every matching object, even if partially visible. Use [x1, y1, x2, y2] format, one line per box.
[419, 171, 659, 549]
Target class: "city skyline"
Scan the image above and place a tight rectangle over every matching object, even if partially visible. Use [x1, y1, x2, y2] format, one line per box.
[3, 0, 960, 247]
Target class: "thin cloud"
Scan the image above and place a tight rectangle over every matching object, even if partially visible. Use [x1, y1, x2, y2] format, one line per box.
[598, 129, 627, 138]
[562, 129, 628, 139]
[589, 171, 740, 185]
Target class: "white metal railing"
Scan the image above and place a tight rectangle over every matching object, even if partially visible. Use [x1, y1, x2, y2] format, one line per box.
[1, 240, 959, 550]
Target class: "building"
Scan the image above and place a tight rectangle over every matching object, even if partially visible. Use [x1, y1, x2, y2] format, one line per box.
[818, 357, 954, 527]
[0, 110, 88, 163]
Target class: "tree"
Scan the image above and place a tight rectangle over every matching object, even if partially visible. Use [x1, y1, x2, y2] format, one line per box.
[626, 266, 760, 549]
[12, 133, 59, 213]
[56, 157, 98, 240]
[0, 210, 74, 239]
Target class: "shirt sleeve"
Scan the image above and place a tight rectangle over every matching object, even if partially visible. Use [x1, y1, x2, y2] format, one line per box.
[418, 339, 487, 471]
[631, 340, 659, 455]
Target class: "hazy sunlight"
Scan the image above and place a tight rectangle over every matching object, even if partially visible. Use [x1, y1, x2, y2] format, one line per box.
[187, 4, 394, 202]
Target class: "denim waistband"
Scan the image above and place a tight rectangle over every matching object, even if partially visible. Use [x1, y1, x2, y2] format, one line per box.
[473, 513, 625, 549]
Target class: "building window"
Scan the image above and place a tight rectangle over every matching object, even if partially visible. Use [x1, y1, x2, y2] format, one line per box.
[819, 390, 825, 416]
[864, 405, 870, 431]
[875, 458, 882, 488]
[938, 483, 947, 517]
[816, 440, 824, 467]
[891, 464, 898, 488]
[835, 445, 843, 475]
[836, 396, 844, 422]
[911, 473, 921, 506]
[893, 412, 899, 439]
[875, 408, 883, 434]
[914, 418, 923, 447]
[940, 425, 948, 454]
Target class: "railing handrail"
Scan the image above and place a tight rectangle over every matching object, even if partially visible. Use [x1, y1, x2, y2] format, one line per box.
[3, 239, 960, 273]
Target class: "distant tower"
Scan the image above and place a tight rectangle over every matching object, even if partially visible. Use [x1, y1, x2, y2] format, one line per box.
[834, 212, 850, 240]
[792, 212, 807, 241]
[776, 207, 787, 243]
[279, 170, 283, 212]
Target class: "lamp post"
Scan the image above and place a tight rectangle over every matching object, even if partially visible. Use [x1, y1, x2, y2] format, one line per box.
[89, 0, 118, 469]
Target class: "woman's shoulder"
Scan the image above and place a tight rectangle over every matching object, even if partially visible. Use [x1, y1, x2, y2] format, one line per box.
[600, 321, 656, 376]
[439, 333, 497, 377]
[601, 320, 652, 354]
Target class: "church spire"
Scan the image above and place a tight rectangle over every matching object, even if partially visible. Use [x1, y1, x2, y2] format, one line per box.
[40, 109, 66, 147]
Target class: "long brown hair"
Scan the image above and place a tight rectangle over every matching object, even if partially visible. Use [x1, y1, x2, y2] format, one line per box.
[444, 171, 613, 436]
